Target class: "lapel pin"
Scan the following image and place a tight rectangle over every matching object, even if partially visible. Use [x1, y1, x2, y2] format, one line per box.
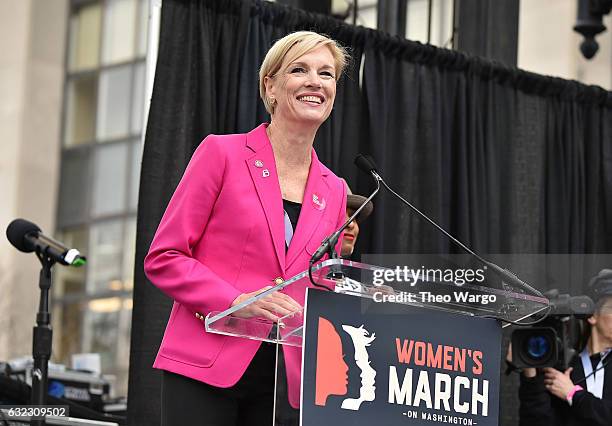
[254, 160, 264, 168]
[262, 169, 270, 178]
[312, 194, 326, 210]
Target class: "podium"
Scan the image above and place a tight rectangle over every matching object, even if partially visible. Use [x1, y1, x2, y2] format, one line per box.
[205, 259, 548, 425]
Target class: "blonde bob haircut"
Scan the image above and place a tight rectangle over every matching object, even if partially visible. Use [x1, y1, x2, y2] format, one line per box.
[259, 31, 349, 114]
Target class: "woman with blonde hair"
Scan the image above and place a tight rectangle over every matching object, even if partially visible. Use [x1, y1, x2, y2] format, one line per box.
[145, 31, 349, 425]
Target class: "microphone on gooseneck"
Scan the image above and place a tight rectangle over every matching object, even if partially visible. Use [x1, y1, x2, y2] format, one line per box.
[309, 160, 381, 265]
[354, 154, 540, 296]
[354, 154, 378, 174]
[308, 161, 382, 289]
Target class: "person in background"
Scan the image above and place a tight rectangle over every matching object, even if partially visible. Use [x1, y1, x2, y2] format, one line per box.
[518, 269, 612, 426]
[340, 180, 373, 258]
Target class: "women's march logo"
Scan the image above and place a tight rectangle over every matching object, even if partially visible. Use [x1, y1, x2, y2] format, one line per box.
[315, 317, 377, 410]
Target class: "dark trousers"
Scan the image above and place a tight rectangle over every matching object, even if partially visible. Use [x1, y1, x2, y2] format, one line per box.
[161, 343, 276, 426]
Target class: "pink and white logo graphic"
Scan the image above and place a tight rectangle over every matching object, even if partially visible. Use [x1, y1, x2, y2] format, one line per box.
[315, 317, 377, 411]
[312, 194, 326, 210]
[341, 324, 377, 410]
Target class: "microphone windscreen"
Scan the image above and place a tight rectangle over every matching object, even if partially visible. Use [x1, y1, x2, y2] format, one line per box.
[6, 218, 40, 253]
[354, 154, 378, 173]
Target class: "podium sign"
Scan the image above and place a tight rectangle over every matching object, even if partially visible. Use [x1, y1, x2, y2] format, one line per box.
[206, 259, 547, 425]
[300, 289, 501, 426]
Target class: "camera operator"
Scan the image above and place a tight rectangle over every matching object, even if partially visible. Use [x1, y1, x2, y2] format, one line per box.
[518, 270, 612, 426]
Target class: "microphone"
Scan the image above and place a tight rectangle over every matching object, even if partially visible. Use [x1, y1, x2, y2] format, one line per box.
[308, 164, 382, 289]
[355, 154, 540, 295]
[354, 154, 378, 173]
[6, 219, 87, 267]
[310, 166, 381, 265]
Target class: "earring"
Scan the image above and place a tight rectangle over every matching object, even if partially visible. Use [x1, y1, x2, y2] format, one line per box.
[269, 97, 276, 106]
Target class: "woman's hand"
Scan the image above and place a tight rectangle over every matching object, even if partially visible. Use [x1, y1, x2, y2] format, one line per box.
[231, 286, 302, 322]
[543, 367, 575, 400]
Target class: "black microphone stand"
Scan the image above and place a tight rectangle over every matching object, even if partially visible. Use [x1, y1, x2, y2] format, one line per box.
[356, 154, 542, 298]
[377, 177, 542, 296]
[30, 249, 56, 426]
[326, 247, 344, 280]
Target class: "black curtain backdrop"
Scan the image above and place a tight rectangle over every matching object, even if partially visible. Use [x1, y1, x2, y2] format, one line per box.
[127, 1, 612, 424]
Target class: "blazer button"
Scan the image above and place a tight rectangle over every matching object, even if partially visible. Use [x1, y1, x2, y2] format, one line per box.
[195, 312, 202, 320]
[273, 277, 284, 286]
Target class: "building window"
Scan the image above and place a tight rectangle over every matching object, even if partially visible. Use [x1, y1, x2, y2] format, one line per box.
[54, 0, 147, 398]
[345, 0, 454, 47]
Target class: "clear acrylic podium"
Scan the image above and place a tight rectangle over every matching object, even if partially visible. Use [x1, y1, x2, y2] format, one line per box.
[205, 258, 549, 425]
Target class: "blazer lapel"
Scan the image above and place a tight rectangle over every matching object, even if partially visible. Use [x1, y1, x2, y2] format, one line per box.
[286, 150, 330, 270]
[245, 125, 285, 272]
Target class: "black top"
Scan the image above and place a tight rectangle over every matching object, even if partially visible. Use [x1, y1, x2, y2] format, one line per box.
[283, 199, 301, 231]
[283, 199, 301, 251]
[591, 353, 602, 370]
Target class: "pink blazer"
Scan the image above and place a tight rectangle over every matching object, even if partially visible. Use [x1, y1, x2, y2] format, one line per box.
[144, 123, 347, 408]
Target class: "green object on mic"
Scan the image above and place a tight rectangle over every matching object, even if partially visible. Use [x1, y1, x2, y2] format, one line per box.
[72, 257, 87, 267]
